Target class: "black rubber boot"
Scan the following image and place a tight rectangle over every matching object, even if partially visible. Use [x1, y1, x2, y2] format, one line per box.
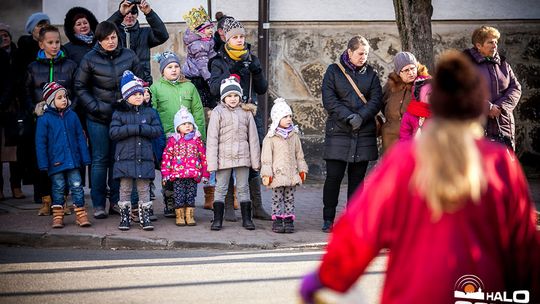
[249, 177, 271, 220]
[240, 201, 255, 230]
[211, 201, 224, 231]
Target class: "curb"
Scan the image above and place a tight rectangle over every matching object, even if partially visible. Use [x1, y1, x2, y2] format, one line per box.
[0, 230, 327, 251]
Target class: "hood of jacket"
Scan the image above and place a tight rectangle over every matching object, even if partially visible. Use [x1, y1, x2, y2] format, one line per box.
[386, 63, 429, 93]
[183, 29, 204, 45]
[36, 49, 67, 64]
[63, 7, 98, 45]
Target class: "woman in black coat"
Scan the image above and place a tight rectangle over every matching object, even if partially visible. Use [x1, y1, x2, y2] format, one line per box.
[63, 7, 98, 66]
[321, 35, 383, 233]
[75, 21, 143, 219]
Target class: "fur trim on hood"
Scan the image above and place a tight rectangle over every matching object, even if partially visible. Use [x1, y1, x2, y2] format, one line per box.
[386, 63, 429, 93]
[241, 103, 257, 116]
[64, 7, 98, 45]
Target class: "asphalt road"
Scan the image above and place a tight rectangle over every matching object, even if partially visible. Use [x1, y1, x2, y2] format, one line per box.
[0, 246, 386, 304]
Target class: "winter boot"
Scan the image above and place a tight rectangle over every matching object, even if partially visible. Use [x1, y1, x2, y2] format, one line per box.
[163, 187, 175, 218]
[148, 206, 157, 221]
[210, 201, 224, 231]
[240, 201, 255, 230]
[284, 216, 295, 233]
[203, 186, 214, 210]
[185, 207, 196, 226]
[131, 205, 140, 223]
[175, 207, 186, 226]
[249, 177, 271, 220]
[118, 202, 131, 231]
[272, 216, 285, 233]
[322, 220, 333, 233]
[51, 206, 64, 228]
[38, 195, 52, 216]
[139, 202, 154, 231]
[74, 207, 91, 227]
[233, 187, 239, 210]
[11, 188, 26, 199]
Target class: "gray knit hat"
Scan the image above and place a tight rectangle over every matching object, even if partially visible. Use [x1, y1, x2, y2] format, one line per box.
[153, 51, 181, 75]
[25, 12, 50, 34]
[220, 76, 243, 101]
[223, 18, 245, 41]
[394, 51, 418, 73]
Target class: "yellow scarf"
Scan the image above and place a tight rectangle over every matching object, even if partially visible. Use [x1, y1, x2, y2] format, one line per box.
[225, 43, 248, 61]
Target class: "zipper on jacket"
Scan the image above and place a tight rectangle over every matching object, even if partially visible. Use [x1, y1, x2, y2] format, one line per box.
[124, 27, 130, 49]
[49, 59, 54, 82]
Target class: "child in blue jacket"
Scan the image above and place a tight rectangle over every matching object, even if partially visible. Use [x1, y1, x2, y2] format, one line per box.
[35, 82, 91, 229]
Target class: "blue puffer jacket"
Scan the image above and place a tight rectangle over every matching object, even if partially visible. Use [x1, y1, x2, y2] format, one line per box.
[35, 106, 91, 176]
[110, 101, 162, 180]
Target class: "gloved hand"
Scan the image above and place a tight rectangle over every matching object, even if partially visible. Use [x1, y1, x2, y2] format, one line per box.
[248, 58, 262, 74]
[299, 271, 324, 304]
[299, 172, 307, 183]
[347, 113, 363, 131]
[262, 176, 272, 186]
[230, 61, 248, 75]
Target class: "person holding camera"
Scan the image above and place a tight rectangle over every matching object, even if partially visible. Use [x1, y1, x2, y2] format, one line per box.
[107, 0, 169, 84]
[208, 18, 272, 221]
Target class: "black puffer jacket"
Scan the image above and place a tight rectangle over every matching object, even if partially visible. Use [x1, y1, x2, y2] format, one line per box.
[208, 43, 268, 105]
[75, 44, 143, 125]
[107, 10, 169, 84]
[24, 51, 78, 111]
[321, 57, 383, 163]
[110, 101, 162, 180]
[63, 7, 99, 66]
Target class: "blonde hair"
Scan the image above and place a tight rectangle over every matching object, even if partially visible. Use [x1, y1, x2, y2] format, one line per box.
[471, 26, 500, 46]
[412, 119, 487, 220]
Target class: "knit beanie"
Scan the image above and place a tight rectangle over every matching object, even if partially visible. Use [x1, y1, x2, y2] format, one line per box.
[223, 18, 245, 41]
[25, 12, 50, 34]
[42, 82, 68, 108]
[0, 23, 11, 39]
[268, 98, 293, 137]
[430, 50, 487, 120]
[220, 76, 243, 101]
[153, 51, 181, 75]
[174, 106, 199, 134]
[120, 70, 144, 100]
[394, 51, 418, 73]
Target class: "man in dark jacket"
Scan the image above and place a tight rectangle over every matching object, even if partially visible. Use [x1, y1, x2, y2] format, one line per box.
[107, 0, 169, 84]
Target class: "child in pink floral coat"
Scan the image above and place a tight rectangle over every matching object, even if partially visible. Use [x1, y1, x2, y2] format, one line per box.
[161, 106, 209, 226]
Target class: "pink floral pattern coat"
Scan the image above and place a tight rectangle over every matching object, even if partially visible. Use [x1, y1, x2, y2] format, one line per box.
[160, 134, 210, 183]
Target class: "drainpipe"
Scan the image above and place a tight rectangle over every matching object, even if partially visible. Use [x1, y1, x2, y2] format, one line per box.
[207, 0, 212, 20]
[258, 0, 270, 130]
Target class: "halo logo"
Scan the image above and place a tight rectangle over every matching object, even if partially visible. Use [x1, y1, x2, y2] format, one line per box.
[454, 275, 530, 304]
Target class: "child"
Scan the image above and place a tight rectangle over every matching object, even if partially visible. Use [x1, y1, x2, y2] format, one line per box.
[161, 106, 209, 226]
[35, 82, 91, 228]
[110, 71, 162, 231]
[182, 6, 218, 109]
[261, 98, 308, 233]
[206, 76, 260, 231]
[399, 77, 432, 141]
[150, 51, 206, 218]
[25, 24, 78, 215]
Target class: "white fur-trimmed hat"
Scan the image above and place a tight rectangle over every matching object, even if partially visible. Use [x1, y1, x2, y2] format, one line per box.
[268, 97, 293, 137]
[173, 106, 199, 135]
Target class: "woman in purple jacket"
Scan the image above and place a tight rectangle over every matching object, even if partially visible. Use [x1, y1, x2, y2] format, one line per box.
[464, 26, 521, 150]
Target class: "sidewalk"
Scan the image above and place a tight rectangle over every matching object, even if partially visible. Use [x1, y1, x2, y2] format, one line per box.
[0, 182, 347, 250]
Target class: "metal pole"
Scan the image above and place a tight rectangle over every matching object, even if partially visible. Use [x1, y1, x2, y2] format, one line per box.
[258, 0, 270, 130]
[207, 0, 212, 21]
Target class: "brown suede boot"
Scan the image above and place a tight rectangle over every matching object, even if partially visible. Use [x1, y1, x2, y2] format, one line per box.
[175, 207, 186, 226]
[11, 188, 26, 199]
[185, 207, 196, 226]
[52, 206, 64, 228]
[203, 186, 214, 210]
[74, 207, 91, 227]
[233, 187, 239, 210]
[38, 195, 52, 216]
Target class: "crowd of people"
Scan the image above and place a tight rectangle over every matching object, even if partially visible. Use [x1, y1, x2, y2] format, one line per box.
[1, 1, 538, 302]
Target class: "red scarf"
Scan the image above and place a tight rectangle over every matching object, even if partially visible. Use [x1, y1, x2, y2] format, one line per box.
[406, 101, 431, 118]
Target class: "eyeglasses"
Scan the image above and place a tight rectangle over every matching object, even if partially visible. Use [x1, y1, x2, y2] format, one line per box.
[126, 11, 138, 15]
[400, 66, 417, 74]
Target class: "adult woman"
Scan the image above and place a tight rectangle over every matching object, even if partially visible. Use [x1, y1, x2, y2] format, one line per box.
[300, 51, 539, 303]
[63, 7, 98, 65]
[381, 51, 429, 152]
[464, 26, 521, 150]
[320, 35, 383, 233]
[75, 21, 143, 219]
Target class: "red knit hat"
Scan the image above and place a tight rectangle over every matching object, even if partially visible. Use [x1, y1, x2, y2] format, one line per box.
[42, 82, 68, 108]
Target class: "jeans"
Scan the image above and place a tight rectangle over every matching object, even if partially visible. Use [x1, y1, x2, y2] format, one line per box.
[214, 167, 250, 202]
[86, 119, 119, 209]
[50, 169, 85, 207]
[322, 160, 368, 221]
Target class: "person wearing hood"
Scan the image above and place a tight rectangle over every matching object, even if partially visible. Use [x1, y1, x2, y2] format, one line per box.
[63, 6, 99, 65]
[107, 0, 169, 84]
[75, 21, 143, 219]
[15, 12, 50, 84]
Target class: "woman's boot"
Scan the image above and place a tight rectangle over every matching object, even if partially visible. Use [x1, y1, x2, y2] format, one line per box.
[38, 195, 52, 216]
[175, 207, 186, 226]
[203, 186, 214, 210]
[74, 207, 92, 227]
[51, 206, 64, 228]
[118, 202, 131, 231]
[249, 177, 271, 220]
[240, 201, 255, 230]
[210, 201, 224, 231]
[185, 207, 196, 226]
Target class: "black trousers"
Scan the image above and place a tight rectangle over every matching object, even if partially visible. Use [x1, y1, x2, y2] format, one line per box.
[322, 159, 368, 222]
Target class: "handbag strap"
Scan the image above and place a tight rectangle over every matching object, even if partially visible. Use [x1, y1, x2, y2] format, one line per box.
[336, 62, 368, 104]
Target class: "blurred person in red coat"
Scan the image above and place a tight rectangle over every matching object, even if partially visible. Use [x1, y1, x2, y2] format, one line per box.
[299, 50, 539, 304]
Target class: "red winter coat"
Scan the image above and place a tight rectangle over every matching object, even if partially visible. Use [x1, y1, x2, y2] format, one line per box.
[318, 140, 539, 303]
